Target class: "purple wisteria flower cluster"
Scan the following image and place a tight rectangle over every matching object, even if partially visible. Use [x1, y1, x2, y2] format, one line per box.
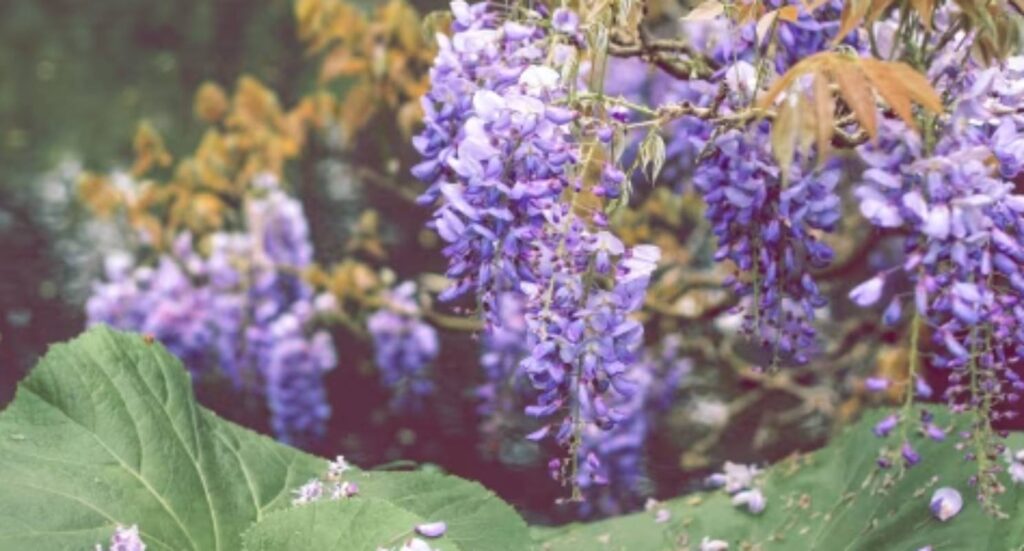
[86, 176, 337, 447]
[413, 1, 661, 495]
[368, 281, 440, 412]
[663, 3, 853, 364]
[848, 14, 1024, 507]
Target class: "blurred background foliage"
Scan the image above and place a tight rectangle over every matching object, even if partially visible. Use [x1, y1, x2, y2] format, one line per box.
[0, 0, 943, 524]
[0, 0, 308, 399]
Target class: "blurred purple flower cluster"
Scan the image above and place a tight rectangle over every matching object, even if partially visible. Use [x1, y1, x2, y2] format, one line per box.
[86, 177, 336, 447]
[368, 281, 440, 412]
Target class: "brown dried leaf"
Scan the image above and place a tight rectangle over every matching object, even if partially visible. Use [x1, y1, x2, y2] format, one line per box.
[772, 93, 800, 175]
[909, 0, 935, 28]
[834, 0, 871, 45]
[858, 60, 914, 128]
[757, 52, 832, 110]
[756, 6, 800, 43]
[865, 0, 898, 22]
[812, 71, 834, 161]
[874, 60, 943, 113]
[683, 0, 725, 21]
[832, 58, 878, 139]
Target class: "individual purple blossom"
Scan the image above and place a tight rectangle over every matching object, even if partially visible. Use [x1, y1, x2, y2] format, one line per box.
[732, 488, 766, 514]
[902, 441, 921, 466]
[930, 487, 963, 521]
[874, 414, 899, 437]
[849, 276, 885, 307]
[923, 423, 946, 441]
[551, 8, 579, 35]
[864, 377, 890, 393]
[415, 521, 447, 538]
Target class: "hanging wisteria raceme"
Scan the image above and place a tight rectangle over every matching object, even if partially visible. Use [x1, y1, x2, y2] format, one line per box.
[367, 281, 439, 412]
[623, 2, 858, 362]
[475, 292, 531, 456]
[412, 0, 578, 322]
[850, 40, 1024, 511]
[86, 176, 337, 447]
[696, 123, 841, 364]
[574, 338, 691, 517]
[414, 1, 662, 497]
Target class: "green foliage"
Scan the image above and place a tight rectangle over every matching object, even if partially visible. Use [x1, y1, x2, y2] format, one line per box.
[538, 410, 1024, 551]
[2, 327, 1021, 551]
[242, 498, 460, 550]
[0, 327, 323, 550]
[0, 327, 530, 551]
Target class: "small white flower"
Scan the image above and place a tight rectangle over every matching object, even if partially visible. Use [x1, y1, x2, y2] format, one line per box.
[706, 461, 761, 494]
[327, 455, 352, 480]
[691, 399, 730, 428]
[292, 479, 324, 505]
[1008, 461, 1024, 484]
[700, 536, 730, 551]
[402, 539, 439, 551]
[519, 65, 560, 92]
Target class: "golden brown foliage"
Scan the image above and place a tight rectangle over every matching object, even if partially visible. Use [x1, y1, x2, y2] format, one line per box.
[295, 0, 434, 142]
[758, 51, 943, 169]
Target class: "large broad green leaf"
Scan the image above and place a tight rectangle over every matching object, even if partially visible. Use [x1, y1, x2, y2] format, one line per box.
[0, 327, 324, 550]
[242, 498, 460, 551]
[0, 327, 533, 551]
[538, 410, 1024, 551]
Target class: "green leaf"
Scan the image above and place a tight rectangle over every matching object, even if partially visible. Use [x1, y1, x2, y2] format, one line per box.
[0, 327, 533, 551]
[242, 498, 460, 551]
[0, 327, 325, 550]
[346, 471, 531, 551]
[243, 471, 530, 550]
[639, 131, 666, 185]
[537, 409, 1024, 550]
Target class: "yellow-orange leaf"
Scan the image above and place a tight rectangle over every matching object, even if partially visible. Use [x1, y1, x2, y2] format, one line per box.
[131, 121, 173, 178]
[194, 82, 229, 123]
[319, 48, 369, 82]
